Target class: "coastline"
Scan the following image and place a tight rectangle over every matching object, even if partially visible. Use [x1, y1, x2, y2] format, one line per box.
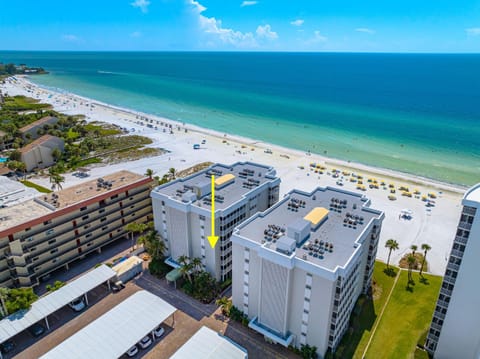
[15, 75, 468, 194]
[1, 75, 465, 275]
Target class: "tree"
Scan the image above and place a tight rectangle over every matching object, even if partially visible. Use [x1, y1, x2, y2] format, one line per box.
[137, 230, 166, 260]
[51, 147, 62, 162]
[407, 254, 416, 283]
[179, 262, 194, 284]
[410, 245, 418, 256]
[216, 296, 232, 316]
[50, 173, 65, 191]
[420, 243, 431, 276]
[385, 239, 399, 268]
[168, 167, 177, 180]
[191, 257, 203, 273]
[124, 222, 148, 251]
[5, 288, 38, 314]
[145, 168, 154, 179]
[8, 149, 21, 162]
[46, 280, 65, 292]
[16, 161, 26, 179]
[300, 344, 318, 359]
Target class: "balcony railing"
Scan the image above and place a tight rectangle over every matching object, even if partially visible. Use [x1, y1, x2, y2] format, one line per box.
[458, 221, 472, 230]
[450, 249, 464, 258]
[454, 235, 468, 245]
[447, 262, 460, 272]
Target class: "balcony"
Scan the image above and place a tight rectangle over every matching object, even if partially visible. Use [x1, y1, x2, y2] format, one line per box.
[450, 249, 464, 258]
[458, 221, 472, 231]
[454, 235, 468, 245]
[447, 262, 460, 272]
[440, 287, 453, 297]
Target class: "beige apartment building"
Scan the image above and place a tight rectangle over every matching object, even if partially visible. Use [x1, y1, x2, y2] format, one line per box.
[425, 183, 480, 358]
[20, 134, 64, 171]
[0, 170, 152, 288]
[231, 186, 384, 358]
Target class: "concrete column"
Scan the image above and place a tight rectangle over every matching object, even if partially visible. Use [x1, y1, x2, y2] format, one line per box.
[84, 293, 89, 306]
[97, 247, 102, 254]
[45, 316, 50, 330]
[65, 263, 69, 270]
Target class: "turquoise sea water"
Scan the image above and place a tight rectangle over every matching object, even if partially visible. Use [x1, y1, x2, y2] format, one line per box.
[1, 52, 479, 185]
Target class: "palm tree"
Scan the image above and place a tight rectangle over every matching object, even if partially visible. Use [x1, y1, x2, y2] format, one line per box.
[180, 262, 193, 284]
[51, 148, 62, 162]
[124, 222, 148, 251]
[191, 257, 203, 273]
[168, 167, 176, 180]
[411, 244, 418, 256]
[145, 168, 154, 179]
[420, 243, 432, 276]
[385, 239, 399, 268]
[137, 230, 166, 259]
[51, 174, 65, 191]
[407, 254, 417, 283]
[216, 296, 232, 316]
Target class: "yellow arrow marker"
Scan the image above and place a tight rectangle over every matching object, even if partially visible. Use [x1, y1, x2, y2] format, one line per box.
[207, 175, 219, 248]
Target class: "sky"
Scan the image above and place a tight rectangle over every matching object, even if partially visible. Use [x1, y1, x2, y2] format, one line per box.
[1, 0, 480, 52]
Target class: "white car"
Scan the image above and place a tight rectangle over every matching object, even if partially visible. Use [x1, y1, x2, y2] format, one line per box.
[68, 298, 86, 312]
[138, 335, 152, 349]
[126, 345, 138, 357]
[153, 326, 165, 339]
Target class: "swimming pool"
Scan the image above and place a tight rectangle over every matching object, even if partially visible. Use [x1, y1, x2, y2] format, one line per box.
[0, 157, 7, 163]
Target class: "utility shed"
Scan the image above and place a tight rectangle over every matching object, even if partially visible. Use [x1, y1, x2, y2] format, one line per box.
[112, 256, 143, 283]
[170, 326, 248, 359]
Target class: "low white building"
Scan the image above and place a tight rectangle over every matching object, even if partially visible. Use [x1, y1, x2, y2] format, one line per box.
[231, 186, 384, 358]
[151, 162, 280, 281]
[425, 183, 480, 358]
[20, 134, 64, 171]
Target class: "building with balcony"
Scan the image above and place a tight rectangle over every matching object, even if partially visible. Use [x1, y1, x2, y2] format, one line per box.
[231, 187, 384, 358]
[19, 116, 58, 140]
[0, 170, 152, 288]
[425, 184, 480, 358]
[20, 134, 64, 172]
[151, 162, 280, 281]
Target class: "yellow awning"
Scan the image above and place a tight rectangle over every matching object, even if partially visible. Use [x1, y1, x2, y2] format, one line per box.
[304, 207, 329, 226]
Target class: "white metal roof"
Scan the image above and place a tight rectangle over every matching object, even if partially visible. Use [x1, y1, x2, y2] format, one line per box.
[0, 264, 116, 344]
[40, 290, 176, 359]
[170, 326, 248, 359]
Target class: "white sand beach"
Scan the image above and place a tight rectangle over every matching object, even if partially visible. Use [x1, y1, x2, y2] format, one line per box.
[1, 76, 467, 275]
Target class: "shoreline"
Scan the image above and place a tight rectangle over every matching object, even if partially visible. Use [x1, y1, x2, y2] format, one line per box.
[1, 75, 465, 275]
[12, 75, 468, 195]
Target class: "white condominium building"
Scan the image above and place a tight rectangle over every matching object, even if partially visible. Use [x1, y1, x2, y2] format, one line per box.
[231, 187, 384, 357]
[150, 162, 280, 281]
[425, 183, 480, 359]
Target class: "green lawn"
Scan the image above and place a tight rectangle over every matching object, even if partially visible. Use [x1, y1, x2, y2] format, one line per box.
[2, 95, 51, 111]
[364, 270, 441, 359]
[21, 180, 52, 193]
[332, 261, 398, 359]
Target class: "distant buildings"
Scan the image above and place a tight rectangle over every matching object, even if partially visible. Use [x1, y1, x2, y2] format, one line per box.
[0, 170, 152, 288]
[151, 162, 280, 281]
[19, 116, 58, 140]
[20, 134, 64, 172]
[425, 184, 480, 359]
[231, 187, 384, 357]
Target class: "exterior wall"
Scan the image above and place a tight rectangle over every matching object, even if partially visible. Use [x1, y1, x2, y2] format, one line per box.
[21, 117, 58, 140]
[151, 172, 280, 281]
[426, 200, 480, 358]
[21, 138, 64, 172]
[0, 179, 152, 288]
[231, 213, 383, 358]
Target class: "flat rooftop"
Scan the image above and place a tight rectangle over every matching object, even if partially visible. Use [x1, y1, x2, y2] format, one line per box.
[0, 176, 40, 207]
[0, 171, 147, 234]
[236, 187, 383, 271]
[41, 170, 145, 209]
[464, 183, 480, 205]
[152, 162, 278, 210]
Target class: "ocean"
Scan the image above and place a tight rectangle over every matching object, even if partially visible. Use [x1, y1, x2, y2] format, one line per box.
[1, 51, 479, 186]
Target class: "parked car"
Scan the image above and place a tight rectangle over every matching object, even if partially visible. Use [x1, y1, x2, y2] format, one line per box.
[0, 340, 15, 353]
[153, 325, 165, 339]
[126, 345, 138, 357]
[28, 323, 45, 337]
[68, 298, 86, 312]
[138, 335, 152, 349]
[111, 281, 125, 292]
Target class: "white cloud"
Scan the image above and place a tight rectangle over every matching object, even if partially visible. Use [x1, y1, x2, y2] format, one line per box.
[187, 0, 277, 48]
[256, 24, 278, 40]
[290, 19, 304, 27]
[62, 34, 80, 42]
[131, 0, 150, 13]
[241, 1, 257, 7]
[309, 30, 327, 43]
[130, 31, 142, 38]
[355, 28, 375, 34]
[466, 28, 480, 36]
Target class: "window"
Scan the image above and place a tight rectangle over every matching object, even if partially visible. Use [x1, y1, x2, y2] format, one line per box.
[82, 215, 89, 221]
[100, 217, 107, 222]
[102, 226, 108, 231]
[50, 248, 58, 254]
[86, 233, 92, 239]
[52, 258, 58, 264]
[30, 246, 37, 251]
[48, 239, 56, 245]
[80, 206, 87, 211]
[111, 194, 118, 200]
[25, 227, 31, 232]
[44, 220, 52, 225]
[84, 224, 91, 229]
[99, 208, 105, 214]
[46, 228, 55, 235]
